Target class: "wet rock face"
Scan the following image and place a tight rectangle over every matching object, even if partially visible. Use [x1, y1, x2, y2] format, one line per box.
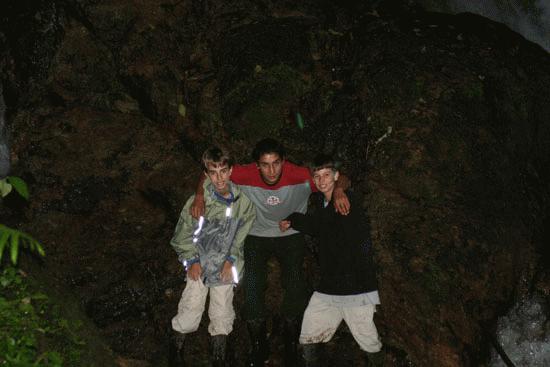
[2, 1, 550, 366]
[417, 0, 550, 52]
[0, 85, 10, 178]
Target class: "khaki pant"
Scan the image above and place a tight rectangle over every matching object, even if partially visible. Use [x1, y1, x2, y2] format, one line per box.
[172, 278, 235, 336]
[299, 292, 382, 353]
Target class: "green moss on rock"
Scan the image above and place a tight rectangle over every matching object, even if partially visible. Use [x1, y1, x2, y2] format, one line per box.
[222, 64, 312, 143]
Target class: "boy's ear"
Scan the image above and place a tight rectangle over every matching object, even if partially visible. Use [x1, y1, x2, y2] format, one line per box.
[334, 171, 340, 181]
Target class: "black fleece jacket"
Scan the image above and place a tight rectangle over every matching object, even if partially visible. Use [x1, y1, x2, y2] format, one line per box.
[287, 189, 378, 295]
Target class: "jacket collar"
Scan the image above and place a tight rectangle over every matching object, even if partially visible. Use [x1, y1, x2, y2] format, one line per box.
[206, 181, 240, 206]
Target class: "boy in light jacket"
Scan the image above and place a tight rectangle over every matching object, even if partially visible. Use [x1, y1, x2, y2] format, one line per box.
[170, 147, 256, 367]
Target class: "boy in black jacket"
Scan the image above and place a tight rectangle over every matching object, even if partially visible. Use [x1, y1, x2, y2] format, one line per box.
[279, 154, 383, 367]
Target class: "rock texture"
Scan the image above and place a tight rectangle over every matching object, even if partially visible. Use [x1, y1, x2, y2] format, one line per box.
[2, 1, 550, 366]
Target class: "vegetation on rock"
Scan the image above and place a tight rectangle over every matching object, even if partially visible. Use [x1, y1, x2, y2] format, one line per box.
[0, 267, 85, 366]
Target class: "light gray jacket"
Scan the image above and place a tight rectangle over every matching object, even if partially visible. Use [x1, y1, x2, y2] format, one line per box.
[171, 180, 255, 286]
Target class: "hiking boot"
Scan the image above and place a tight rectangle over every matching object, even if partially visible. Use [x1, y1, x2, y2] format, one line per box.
[168, 332, 186, 367]
[302, 343, 321, 367]
[366, 350, 384, 367]
[211, 334, 227, 367]
[246, 319, 269, 366]
[283, 317, 302, 366]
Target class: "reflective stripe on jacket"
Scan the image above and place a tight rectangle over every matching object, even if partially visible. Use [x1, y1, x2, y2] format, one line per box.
[171, 180, 256, 286]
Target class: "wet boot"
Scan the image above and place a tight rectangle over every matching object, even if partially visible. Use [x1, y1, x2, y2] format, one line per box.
[168, 332, 186, 367]
[283, 317, 302, 366]
[366, 350, 384, 367]
[246, 319, 269, 366]
[211, 334, 227, 367]
[302, 343, 321, 367]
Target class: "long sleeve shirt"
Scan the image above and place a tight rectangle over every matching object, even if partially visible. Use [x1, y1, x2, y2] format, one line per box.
[287, 190, 378, 296]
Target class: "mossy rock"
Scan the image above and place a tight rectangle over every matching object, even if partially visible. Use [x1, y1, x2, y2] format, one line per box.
[222, 64, 312, 145]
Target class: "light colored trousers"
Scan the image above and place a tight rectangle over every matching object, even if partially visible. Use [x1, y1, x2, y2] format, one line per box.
[299, 292, 382, 353]
[172, 278, 235, 336]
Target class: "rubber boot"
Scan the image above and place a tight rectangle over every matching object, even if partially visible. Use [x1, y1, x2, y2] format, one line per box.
[366, 350, 384, 367]
[211, 334, 227, 367]
[302, 343, 321, 367]
[168, 332, 186, 367]
[283, 317, 302, 366]
[246, 319, 269, 366]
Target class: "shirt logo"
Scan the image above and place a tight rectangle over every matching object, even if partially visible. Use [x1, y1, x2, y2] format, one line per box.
[266, 195, 281, 206]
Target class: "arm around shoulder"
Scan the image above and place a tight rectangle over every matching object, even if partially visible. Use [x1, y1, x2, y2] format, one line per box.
[229, 195, 256, 261]
[333, 173, 351, 215]
[171, 196, 199, 264]
[190, 173, 207, 219]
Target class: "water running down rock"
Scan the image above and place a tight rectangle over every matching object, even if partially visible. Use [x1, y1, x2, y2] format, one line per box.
[491, 296, 550, 367]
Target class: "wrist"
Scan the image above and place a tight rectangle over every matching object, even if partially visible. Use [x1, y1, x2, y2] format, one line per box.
[183, 257, 200, 268]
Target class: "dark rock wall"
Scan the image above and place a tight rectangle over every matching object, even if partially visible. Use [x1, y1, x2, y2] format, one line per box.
[350, 12, 550, 366]
[0, 84, 10, 178]
[1, 1, 549, 366]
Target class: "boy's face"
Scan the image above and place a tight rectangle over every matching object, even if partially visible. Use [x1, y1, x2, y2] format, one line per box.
[205, 162, 232, 195]
[312, 168, 339, 196]
[257, 153, 283, 185]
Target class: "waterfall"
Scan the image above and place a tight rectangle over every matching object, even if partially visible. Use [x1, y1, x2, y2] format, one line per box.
[490, 296, 550, 366]
[421, 0, 550, 52]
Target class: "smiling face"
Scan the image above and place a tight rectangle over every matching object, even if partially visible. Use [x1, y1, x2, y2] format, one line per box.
[205, 162, 233, 196]
[257, 153, 284, 185]
[312, 167, 339, 200]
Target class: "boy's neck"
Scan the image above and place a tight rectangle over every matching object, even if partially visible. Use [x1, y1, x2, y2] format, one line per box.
[324, 189, 334, 203]
[215, 189, 231, 198]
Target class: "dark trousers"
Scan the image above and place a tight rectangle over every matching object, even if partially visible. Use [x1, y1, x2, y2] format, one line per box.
[244, 234, 308, 320]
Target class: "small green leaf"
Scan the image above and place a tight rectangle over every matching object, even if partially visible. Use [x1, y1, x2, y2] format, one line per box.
[0, 277, 10, 287]
[35, 242, 46, 257]
[178, 103, 187, 117]
[59, 318, 70, 328]
[47, 351, 63, 364]
[296, 112, 305, 130]
[21, 236, 32, 251]
[10, 232, 20, 265]
[23, 232, 45, 257]
[0, 228, 9, 262]
[7, 176, 29, 200]
[32, 292, 48, 300]
[0, 178, 12, 197]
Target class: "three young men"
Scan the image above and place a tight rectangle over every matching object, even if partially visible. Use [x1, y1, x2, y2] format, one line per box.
[170, 147, 256, 366]
[190, 139, 351, 366]
[280, 154, 383, 367]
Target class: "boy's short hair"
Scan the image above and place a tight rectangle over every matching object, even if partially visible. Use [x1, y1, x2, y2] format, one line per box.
[311, 154, 340, 174]
[251, 138, 286, 162]
[201, 147, 234, 171]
